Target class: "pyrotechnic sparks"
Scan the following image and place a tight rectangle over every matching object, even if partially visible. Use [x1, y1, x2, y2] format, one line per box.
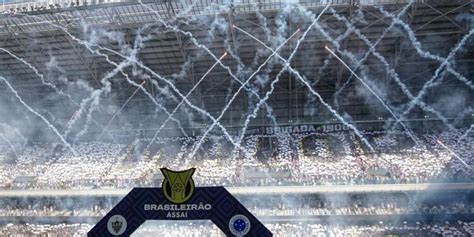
[0, 47, 118, 142]
[138, 1, 279, 128]
[458, 125, 473, 143]
[0, 76, 77, 155]
[324, 45, 419, 145]
[97, 81, 147, 140]
[436, 139, 470, 169]
[0, 1, 472, 235]
[328, 8, 454, 131]
[145, 52, 228, 152]
[0, 0, 470, 182]
[377, 6, 474, 131]
[232, 22, 375, 152]
[190, 28, 302, 158]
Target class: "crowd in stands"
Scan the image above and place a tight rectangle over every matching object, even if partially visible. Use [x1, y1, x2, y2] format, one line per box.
[250, 202, 474, 217]
[0, 128, 471, 189]
[1, 221, 474, 236]
[0, 129, 471, 236]
[0, 205, 109, 217]
[0, 223, 89, 237]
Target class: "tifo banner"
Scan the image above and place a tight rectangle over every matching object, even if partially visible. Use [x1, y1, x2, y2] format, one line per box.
[88, 168, 272, 236]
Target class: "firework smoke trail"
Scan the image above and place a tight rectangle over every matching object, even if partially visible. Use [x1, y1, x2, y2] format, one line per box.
[224, 45, 279, 127]
[65, 95, 111, 143]
[379, 6, 474, 91]
[333, 1, 414, 99]
[97, 81, 146, 140]
[62, 98, 93, 136]
[231, 4, 376, 152]
[230, 25, 322, 142]
[135, 1, 284, 144]
[76, 23, 189, 137]
[0, 48, 73, 100]
[302, 16, 360, 111]
[144, 52, 227, 152]
[189, 29, 302, 158]
[71, 25, 144, 139]
[197, 2, 374, 154]
[156, 11, 276, 124]
[92, 46, 241, 149]
[390, 28, 474, 130]
[73, 60, 124, 139]
[70, 26, 150, 139]
[0, 133, 18, 158]
[0, 76, 76, 155]
[306, 17, 361, 112]
[329, 9, 454, 130]
[113, 29, 189, 137]
[0, 123, 27, 146]
[325, 46, 420, 145]
[74, 20, 245, 140]
[0, 47, 118, 142]
[458, 125, 473, 143]
[251, 9, 275, 68]
[297, 3, 467, 135]
[13, 13, 189, 138]
[106, 69, 189, 138]
[436, 139, 470, 169]
[38, 19, 245, 150]
[377, 7, 474, 128]
[247, 4, 303, 126]
[138, 0, 278, 125]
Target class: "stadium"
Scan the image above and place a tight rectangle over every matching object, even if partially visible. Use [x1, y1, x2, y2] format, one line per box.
[0, 0, 473, 236]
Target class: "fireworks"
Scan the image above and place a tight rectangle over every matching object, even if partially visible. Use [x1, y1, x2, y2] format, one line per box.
[98, 81, 147, 140]
[146, 52, 228, 152]
[0, 76, 77, 155]
[0, 1, 471, 162]
[436, 139, 470, 169]
[324, 45, 419, 145]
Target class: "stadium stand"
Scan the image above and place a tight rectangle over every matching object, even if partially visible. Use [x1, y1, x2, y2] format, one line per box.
[0, 129, 471, 190]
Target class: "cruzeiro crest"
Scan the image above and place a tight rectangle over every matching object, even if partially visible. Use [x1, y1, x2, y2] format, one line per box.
[161, 168, 196, 204]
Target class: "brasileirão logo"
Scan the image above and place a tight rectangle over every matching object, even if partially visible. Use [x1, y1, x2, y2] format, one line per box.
[161, 168, 196, 204]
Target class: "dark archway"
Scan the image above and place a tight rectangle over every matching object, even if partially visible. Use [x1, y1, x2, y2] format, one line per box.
[88, 187, 272, 236]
